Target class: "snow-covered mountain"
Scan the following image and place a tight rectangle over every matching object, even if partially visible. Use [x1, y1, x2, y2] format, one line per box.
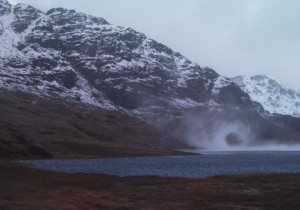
[233, 75, 300, 117]
[0, 0, 299, 145]
[0, 0, 257, 115]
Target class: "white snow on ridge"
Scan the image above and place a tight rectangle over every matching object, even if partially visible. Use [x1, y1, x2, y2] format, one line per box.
[0, 4, 41, 61]
[1, 1, 268, 114]
[233, 75, 300, 117]
[0, 7, 23, 60]
[169, 98, 203, 109]
[0, 3, 116, 109]
[212, 76, 231, 95]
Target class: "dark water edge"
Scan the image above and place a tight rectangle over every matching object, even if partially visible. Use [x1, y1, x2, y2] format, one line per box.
[21, 151, 300, 178]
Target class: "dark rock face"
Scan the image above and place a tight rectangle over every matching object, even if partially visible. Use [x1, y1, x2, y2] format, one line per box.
[12, 4, 42, 33]
[0, 22, 3, 35]
[1, 1, 257, 112]
[0, 1, 298, 147]
[215, 84, 250, 106]
[0, 0, 11, 16]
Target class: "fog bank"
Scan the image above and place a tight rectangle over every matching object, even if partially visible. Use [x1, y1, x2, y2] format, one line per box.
[176, 109, 300, 152]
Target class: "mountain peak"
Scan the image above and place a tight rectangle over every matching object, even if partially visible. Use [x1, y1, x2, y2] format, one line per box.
[251, 75, 269, 80]
[250, 75, 279, 84]
[46, 7, 109, 25]
[232, 75, 300, 117]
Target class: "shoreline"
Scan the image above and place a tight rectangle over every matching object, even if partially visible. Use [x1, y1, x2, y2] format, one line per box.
[20, 149, 199, 161]
[1, 160, 299, 209]
[19, 151, 300, 180]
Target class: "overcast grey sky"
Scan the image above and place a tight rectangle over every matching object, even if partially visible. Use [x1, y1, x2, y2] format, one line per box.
[8, 0, 300, 91]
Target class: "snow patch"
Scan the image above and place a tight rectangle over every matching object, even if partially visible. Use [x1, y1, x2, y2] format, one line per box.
[233, 75, 300, 117]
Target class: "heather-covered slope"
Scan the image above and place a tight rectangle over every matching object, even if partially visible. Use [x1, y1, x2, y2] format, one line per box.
[1, 161, 299, 209]
[0, 89, 187, 159]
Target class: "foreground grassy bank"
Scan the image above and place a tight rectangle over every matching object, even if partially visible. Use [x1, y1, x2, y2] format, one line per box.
[0, 161, 299, 210]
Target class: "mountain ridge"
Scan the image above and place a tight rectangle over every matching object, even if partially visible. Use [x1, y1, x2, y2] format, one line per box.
[233, 75, 300, 117]
[0, 0, 258, 113]
[0, 0, 299, 150]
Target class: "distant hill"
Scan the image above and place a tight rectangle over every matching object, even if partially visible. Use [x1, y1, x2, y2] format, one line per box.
[233, 75, 300, 117]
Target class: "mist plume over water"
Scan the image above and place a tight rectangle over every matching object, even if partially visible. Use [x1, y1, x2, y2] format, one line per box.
[177, 109, 300, 152]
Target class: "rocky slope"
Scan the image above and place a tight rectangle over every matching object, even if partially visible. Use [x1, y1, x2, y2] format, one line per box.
[233, 75, 300, 117]
[0, 0, 258, 114]
[0, 0, 299, 150]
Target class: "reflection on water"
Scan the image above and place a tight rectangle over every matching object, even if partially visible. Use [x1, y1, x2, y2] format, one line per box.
[22, 151, 300, 178]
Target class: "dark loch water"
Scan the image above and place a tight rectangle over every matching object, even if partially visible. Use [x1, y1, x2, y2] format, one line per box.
[22, 151, 300, 178]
